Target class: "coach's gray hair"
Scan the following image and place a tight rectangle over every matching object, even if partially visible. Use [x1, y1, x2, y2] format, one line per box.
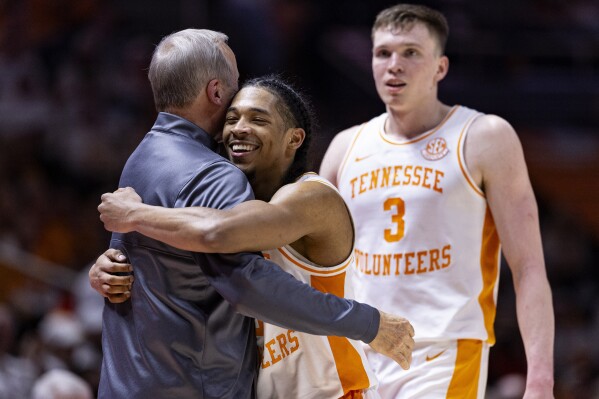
[148, 29, 236, 111]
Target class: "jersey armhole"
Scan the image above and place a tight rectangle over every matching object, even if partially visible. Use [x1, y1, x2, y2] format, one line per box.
[457, 114, 485, 198]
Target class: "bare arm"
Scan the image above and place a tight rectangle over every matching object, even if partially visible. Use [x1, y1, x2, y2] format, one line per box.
[466, 115, 554, 397]
[319, 126, 359, 186]
[99, 180, 352, 261]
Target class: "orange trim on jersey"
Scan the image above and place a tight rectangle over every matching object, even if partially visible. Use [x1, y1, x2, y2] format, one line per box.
[457, 115, 485, 197]
[478, 207, 500, 345]
[337, 123, 368, 185]
[276, 247, 351, 275]
[311, 274, 371, 395]
[378, 106, 459, 145]
[446, 339, 483, 399]
[255, 319, 264, 336]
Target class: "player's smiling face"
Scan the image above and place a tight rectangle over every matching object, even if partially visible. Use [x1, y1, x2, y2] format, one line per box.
[223, 86, 292, 179]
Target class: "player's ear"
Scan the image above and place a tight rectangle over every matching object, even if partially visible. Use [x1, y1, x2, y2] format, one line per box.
[435, 55, 449, 83]
[287, 128, 305, 151]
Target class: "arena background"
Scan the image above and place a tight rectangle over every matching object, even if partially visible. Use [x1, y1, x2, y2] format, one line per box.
[0, 0, 597, 397]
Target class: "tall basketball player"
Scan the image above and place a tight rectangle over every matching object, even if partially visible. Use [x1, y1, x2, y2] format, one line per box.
[319, 4, 554, 399]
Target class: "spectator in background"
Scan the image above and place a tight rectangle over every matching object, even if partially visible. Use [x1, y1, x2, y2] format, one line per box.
[31, 369, 93, 399]
[0, 304, 37, 399]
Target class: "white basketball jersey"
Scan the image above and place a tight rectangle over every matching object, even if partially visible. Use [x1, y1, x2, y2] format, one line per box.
[256, 173, 378, 399]
[337, 106, 501, 343]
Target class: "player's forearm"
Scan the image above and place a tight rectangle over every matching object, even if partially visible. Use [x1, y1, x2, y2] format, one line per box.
[513, 264, 555, 388]
[131, 202, 302, 254]
[130, 205, 222, 252]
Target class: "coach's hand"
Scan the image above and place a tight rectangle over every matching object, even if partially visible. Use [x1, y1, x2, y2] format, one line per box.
[369, 311, 415, 369]
[89, 249, 134, 303]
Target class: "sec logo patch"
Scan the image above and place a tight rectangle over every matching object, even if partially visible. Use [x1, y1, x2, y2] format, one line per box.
[421, 137, 449, 161]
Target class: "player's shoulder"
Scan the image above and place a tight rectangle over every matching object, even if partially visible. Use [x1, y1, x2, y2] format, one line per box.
[465, 113, 522, 157]
[324, 121, 370, 162]
[331, 113, 384, 146]
[274, 173, 339, 205]
[469, 114, 517, 141]
[330, 124, 362, 148]
[465, 113, 524, 175]
[337, 123, 363, 137]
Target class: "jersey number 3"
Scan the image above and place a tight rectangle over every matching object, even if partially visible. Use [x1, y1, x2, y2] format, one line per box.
[384, 197, 405, 242]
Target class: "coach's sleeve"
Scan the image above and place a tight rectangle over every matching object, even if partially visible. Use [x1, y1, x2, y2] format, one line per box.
[179, 161, 380, 343]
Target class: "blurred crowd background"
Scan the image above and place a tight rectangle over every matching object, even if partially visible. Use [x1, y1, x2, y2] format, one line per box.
[0, 0, 597, 398]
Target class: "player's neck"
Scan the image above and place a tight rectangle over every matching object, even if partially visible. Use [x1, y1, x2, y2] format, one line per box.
[248, 173, 284, 201]
[250, 158, 295, 201]
[385, 101, 451, 140]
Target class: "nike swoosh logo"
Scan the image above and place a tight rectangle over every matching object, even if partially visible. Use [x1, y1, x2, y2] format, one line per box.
[425, 349, 447, 362]
[355, 153, 375, 162]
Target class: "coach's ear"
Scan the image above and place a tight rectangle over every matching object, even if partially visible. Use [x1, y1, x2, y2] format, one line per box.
[286, 128, 305, 151]
[206, 79, 226, 105]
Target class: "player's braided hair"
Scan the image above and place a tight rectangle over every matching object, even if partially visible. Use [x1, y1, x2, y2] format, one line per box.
[242, 75, 315, 184]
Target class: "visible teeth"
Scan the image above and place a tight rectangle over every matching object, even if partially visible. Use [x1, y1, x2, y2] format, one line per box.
[231, 144, 257, 152]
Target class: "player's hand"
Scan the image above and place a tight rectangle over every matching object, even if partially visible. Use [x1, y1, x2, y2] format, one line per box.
[98, 187, 142, 232]
[89, 249, 134, 303]
[368, 311, 415, 369]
